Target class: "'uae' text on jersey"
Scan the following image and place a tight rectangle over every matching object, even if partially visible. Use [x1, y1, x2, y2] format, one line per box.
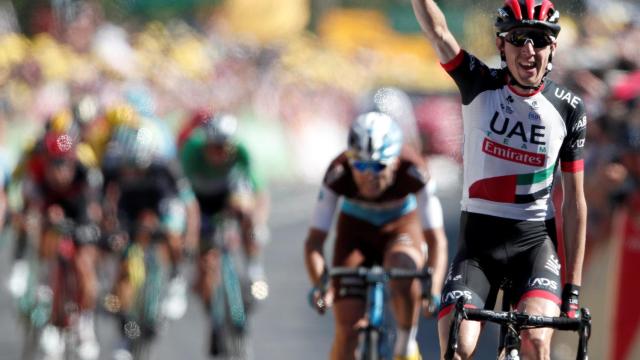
[442, 50, 586, 221]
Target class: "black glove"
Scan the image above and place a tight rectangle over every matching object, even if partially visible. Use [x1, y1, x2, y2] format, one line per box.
[561, 284, 580, 318]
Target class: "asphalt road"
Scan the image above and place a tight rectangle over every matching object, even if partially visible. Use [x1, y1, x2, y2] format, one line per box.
[0, 168, 500, 360]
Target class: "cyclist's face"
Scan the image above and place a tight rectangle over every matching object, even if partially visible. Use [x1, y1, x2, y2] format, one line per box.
[204, 143, 230, 165]
[350, 159, 398, 199]
[45, 158, 76, 189]
[498, 28, 556, 89]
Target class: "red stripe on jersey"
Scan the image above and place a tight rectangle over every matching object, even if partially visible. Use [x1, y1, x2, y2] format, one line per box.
[469, 174, 517, 203]
[507, 82, 545, 97]
[441, 50, 465, 72]
[561, 159, 584, 172]
[516, 289, 561, 308]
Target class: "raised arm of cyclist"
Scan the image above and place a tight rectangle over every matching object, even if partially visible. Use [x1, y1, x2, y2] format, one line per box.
[411, 0, 461, 63]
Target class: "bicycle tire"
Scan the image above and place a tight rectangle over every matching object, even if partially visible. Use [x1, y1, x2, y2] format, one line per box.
[366, 329, 381, 360]
[124, 244, 167, 360]
[209, 253, 250, 359]
[20, 322, 41, 360]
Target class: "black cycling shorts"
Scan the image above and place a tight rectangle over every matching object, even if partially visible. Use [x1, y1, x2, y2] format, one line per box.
[439, 211, 562, 319]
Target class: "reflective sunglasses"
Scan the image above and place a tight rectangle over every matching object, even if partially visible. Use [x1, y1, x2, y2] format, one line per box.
[500, 30, 554, 48]
[351, 160, 388, 173]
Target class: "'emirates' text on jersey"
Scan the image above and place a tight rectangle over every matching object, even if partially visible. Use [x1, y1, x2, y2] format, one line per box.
[442, 50, 586, 221]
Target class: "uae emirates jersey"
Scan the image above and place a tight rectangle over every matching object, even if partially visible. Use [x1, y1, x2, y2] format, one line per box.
[442, 50, 586, 221]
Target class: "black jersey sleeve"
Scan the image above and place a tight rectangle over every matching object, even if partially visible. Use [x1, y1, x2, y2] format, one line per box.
[559, 110, 586, 172]
[441, 50, 505, 105]
[543, 82, 587, 172]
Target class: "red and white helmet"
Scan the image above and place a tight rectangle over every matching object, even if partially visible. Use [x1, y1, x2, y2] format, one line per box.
[495, 0, 561, 36]
[44, 132, 76, 159]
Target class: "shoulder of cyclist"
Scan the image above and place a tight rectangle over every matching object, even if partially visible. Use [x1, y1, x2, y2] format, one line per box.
[404, 147, 433, 186]
[11, 136, 41, 183]
[320, 151, 351, 193]
[234, 141, 267, 192]
[178, 128, 205, 168]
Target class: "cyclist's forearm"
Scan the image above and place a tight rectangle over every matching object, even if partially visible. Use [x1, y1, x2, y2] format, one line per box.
[185, 199, 200, 250]
[424, 227, 447, 295]
[304, 228, 328, 286]
[562, 198, 587, 286]
[411, 0, 461, 62]
[253, 190, 270, 227]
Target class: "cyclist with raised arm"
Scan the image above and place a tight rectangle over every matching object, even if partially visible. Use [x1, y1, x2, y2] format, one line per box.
[304, 112, 448, 360]
[180, 112, 270, 308]
[20, 130, 103, 359]
[411, 1, 587, 359]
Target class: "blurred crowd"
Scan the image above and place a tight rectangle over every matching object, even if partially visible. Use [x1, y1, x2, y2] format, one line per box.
[0, 0, 638, 253]
[551, 1, 640, 258]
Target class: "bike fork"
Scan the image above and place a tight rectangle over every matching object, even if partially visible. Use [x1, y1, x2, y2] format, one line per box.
[503, 326, 521, 360]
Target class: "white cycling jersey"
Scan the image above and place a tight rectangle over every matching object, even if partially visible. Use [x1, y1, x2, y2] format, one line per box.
[442, 50, 586, 221]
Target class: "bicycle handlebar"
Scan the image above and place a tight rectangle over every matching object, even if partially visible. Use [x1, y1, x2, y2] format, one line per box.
[445, 297, 592, 360]
[330, 266, 432, 280]
[463, 308, 585, 331]
[329, 266, 433, 301]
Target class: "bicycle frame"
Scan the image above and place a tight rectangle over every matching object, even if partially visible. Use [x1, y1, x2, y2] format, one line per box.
[330, 266, 432, 360]
[207, 212, 250, 358]
[445, 297, 592, 360]
[116, 211, 170, 360]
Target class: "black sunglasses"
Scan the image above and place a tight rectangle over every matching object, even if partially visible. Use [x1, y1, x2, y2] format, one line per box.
[501, 30, 554, 48]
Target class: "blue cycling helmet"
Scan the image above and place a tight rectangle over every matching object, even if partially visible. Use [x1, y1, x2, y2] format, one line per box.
[347, 112, 403, 163]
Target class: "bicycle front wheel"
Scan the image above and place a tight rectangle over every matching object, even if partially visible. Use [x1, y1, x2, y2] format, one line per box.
[357, 329, 380, 360]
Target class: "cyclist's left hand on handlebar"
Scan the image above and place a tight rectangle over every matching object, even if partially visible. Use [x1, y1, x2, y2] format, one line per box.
[308, 286, 334, 315]
[422, 293, 441, 318]
[561, 284, 580, 318]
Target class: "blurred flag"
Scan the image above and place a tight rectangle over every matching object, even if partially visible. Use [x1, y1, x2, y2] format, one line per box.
[221, 0, 310, 42]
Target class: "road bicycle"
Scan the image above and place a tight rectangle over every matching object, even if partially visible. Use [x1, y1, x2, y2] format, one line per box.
[108, 210, 170, 360]
[18, 219, 91, 360]
[329, 265, 432, 360]
[205, 211, 255, 359]
[445, 296, 592, 360]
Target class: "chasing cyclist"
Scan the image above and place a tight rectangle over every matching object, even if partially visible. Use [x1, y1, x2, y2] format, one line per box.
[411, 0, 587, 358]
[179, 112, 270, 324]
[101, 125, 197, 358]
[20, 130, 103, 359]
[304, 112, 448, 360]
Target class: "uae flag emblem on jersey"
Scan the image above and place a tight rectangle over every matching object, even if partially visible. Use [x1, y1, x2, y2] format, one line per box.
[469, 165, 555, 203]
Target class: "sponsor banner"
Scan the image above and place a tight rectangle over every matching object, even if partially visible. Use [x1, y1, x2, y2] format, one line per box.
[482, 138, 545, 167]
